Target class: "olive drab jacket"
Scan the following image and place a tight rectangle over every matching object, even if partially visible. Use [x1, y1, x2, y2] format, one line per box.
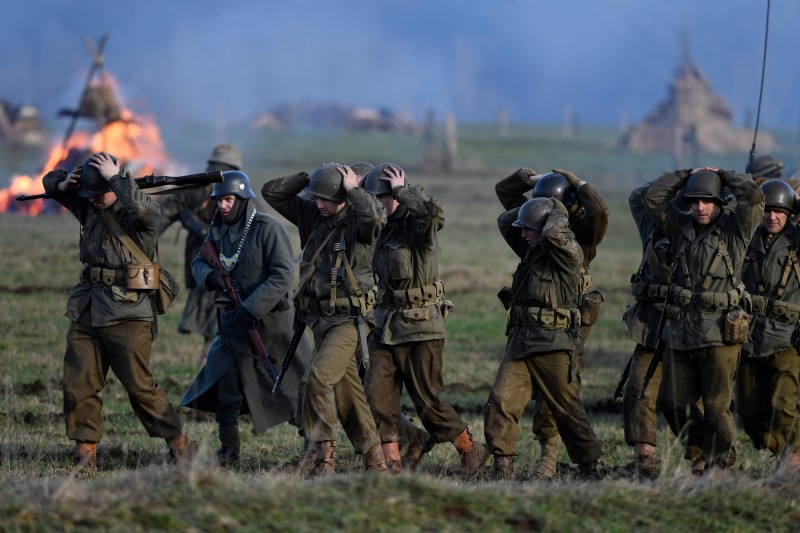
[623, 183, 673, 349]
[372, 185, 446, 345]
[499, 199, 584, 358]
[181, 201, 308, 432]
[644, 169, 764, 350]
[495, 168, 609, 267]
[261, 172, 386, 336]
[741, 223, 800, 358]
[42, 168, 159, 326]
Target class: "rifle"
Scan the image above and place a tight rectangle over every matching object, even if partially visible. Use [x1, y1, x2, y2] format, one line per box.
[200, 240, 277, 382]
[16, 170, 224, 202]
[272, 311, 307, 396]
[612, 356, 633, 400]
[637, 297, 669, 401]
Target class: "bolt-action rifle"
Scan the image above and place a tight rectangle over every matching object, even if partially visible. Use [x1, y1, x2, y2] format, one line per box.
[200, 240, 277, 382]
[612, 356, 633, 400]
[16, 170, 224, 202]
[272, 311, 306, 396]
[637, 296, 670, 401]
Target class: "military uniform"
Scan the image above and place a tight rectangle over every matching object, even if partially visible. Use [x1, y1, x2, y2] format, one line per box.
[644, 169, 764, 468]
[262, 172, 385, 464]
[43, 168, 185, 451]
[737, 222, 800, 456]
[484, 200, 602, 469]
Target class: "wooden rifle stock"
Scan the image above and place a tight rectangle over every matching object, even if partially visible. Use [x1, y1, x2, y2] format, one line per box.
[272, 312, 306, 396]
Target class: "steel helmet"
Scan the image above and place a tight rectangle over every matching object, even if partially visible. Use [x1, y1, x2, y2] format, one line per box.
[512, 197, 554, 231]
[78, 153, 117, 198]
[365, 163, 404, 196]
[307, 163, 346, 202]
[683, 170, 724, 204]
[746, 155, 783, 179]
[532, 172, 577, 208]
[207, 144, 242, 170]
[211, 170, 256, 199]
[349, 162, 374, 178]
[760, 179, 795, 214]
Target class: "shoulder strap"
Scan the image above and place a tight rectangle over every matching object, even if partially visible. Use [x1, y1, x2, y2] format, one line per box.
[295, 210, 351, 298]
[102, 210, 154, 265]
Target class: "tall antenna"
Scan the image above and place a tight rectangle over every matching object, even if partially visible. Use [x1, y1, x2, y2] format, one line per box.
[748, 0, 771, 164]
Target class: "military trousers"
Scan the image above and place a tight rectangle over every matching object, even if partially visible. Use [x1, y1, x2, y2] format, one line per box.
[736, 348, 800, 455]
[660, 344, 740, 466]
[484, 350, 602, 464]
[214, 362, 244, 428]
[622, 344, 663, 447]
[63, 319, 183, 443]
[365, 334, 465, 445]
[302, 322, 380, 452]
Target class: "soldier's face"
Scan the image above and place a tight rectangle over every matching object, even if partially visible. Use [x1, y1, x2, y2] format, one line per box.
[690, 199, 720, 225]
[376, 193, 399, 215]
[762, 209, 789, 234]
[217, 195, 237, 220]
[313, 196, 346, 217]
[521, 227, 541, 248]
[88, 191, 117, 210]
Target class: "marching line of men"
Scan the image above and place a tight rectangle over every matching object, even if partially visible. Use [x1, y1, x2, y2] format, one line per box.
[44, 145, 800, 479]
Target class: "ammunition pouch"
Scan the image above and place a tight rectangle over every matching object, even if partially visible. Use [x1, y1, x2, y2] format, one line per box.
[81, 266, 128, 287]
[299, 287, 377, 318]
[386, 280, 445, 309]
[126, 264, 160, 290]
[750, 295, 800, 324]
[631, 281, 669, 303]
[580, 271, 593, 294]
[509, 305, 579, 329]
[668, 283, 744, 312]
[724, 307, 751, 344]
[579, 289, 603, 326]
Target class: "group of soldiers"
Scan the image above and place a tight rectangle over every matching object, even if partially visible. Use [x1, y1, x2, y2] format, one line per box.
[42, 143, 800, 481]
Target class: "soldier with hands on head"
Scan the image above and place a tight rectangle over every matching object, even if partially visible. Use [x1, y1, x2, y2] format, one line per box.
[42, 152, 195, 471]
[644, 166, 764, 473]
[737, 179, 800, 469]
[484, 196, 603, 480]
[158, 144, 243, 366]
[262, 163, 388, 475]
[180, 171, 312, 466]
[363, 163, 488, 477]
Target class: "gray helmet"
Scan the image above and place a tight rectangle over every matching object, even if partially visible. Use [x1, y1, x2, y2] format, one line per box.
[532, 172, 577, 208]
[211, 170, 256, 199]
[307, 163, 346, 202]
[746, 155, 783, 179]
[365, 163, 404, 196]
[760, 179, 795, 214]
[207, 144, 242, 170]
[683, 170, 724, 204]
[349, 162, 374, 178]
[78, 153, 117, 198]
[512, 197, 554, 231]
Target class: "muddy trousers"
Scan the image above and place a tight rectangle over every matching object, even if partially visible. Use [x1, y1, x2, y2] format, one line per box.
[659, 345, 739, 465]
[63, 319, 183, 443]
[622, 344, 663, 447]
[302, 322, 380, 453]
[736, 348, 800, 455]
[365, 335, 465, 444]
[484, 350, 602, 464]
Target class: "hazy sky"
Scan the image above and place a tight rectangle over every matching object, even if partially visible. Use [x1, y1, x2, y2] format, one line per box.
[2, 0, 797, 136]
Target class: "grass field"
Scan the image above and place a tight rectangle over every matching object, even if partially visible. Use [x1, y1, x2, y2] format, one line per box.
[1, 125, 800, 531]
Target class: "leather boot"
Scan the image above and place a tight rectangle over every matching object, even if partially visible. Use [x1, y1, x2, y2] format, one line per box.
[309, 440, 336, 477]
[382, 442, 403, 475]
[452, 427, 488, 478]
[784, 451, 800, 470]
[400, 416, 434, 471]
[634, 443, 657, 480]
[492, 454, 513, 481]
[364, 444, 388, 474]
[166, 434, 197, 463]
[532, 435, 562, 480]
[294, 438, 317, 476]
[73, 441, 97, 472]
[578, 461, 603, 481]
[216, 425, 240, 468]
[691, 457, 705, 476]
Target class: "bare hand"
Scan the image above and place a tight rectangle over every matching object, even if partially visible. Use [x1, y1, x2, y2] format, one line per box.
[690, 166, 719, 174]
[381, 165, 405, 190]
[337, 165, 359, 191]
[58, 166, 82, 192]
[89, 152, 120, 180]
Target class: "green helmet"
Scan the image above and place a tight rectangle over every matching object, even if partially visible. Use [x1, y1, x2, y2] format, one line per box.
[512, 197, 554, 231]
[307, 163, 346, 202]
[746, 155, 783, 179]
[532, 172, 577, 208]
[207, 144, 242, 170]
[211, 170, 256, 199]
[78, 153, 117, 198]
[683, 170, 724, 204]
[760, 179, 795, 214]
[365, 163, 404, 196]
[349, 162, 374, 178]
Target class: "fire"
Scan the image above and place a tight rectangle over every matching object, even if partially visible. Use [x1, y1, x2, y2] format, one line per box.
[0, 175, 47, 215]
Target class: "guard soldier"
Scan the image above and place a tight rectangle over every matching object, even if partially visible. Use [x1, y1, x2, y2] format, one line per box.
[42, 152, 195, 470]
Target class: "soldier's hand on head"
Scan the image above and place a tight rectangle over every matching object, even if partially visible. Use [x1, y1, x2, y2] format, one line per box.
[337, 165, 360, 191]
[381, 165, 405, 190]
[690, 166, 719, 175]
[205, 271, 229, 292]
[56, 167, 80, 192]
[231, 306, 255, 329]
[89, 152, 120, 180]
[553, 168, 581, 189]
[518, 167, 538, 185]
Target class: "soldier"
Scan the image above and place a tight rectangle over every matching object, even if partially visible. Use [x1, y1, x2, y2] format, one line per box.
[42, 152, 194, 471]
[644, 167, 764, 473]
[363, 163, 488, 477]
[746, 154, 784, 180]
[262, 163, 387, 475]
[180, 171, 312, 466]
[158, 144, 242, 366]
[737, 179, 800, 469]
[485, 197, 603, 480]
[495, 168, 608, 478]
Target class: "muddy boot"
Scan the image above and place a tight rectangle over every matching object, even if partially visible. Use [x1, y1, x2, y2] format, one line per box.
[216, 425, 240, 468]
[382, 442, 403, 475]
[364, 444, 388, 474]
[691, 457, 706, 476]
[166, 434, 197, 464]
[578, 461, 603, 481]
[532, 435, 561, 480]
[73, 441, 97, 472]
[783, 451, 800, 471]
[400, 416, 434, 471]
[294, 438, 317, 476]
[634, 443, 657, 480]
[309, 440, 336, 478]
[453, 428, 488, 479]
[492, 454, 513, 481]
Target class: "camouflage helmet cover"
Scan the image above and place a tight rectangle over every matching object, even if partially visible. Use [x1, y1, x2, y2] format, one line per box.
[207, 144, 242, 170]
[760, 179, 795, 214]
[211, 170, 256, 199]
[532, 172, 577, 208]
[512, 197, 554, 231]
[78, 153, 118, 198]
[365, 163, 405, 196]
[307, 163, 346, 202]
